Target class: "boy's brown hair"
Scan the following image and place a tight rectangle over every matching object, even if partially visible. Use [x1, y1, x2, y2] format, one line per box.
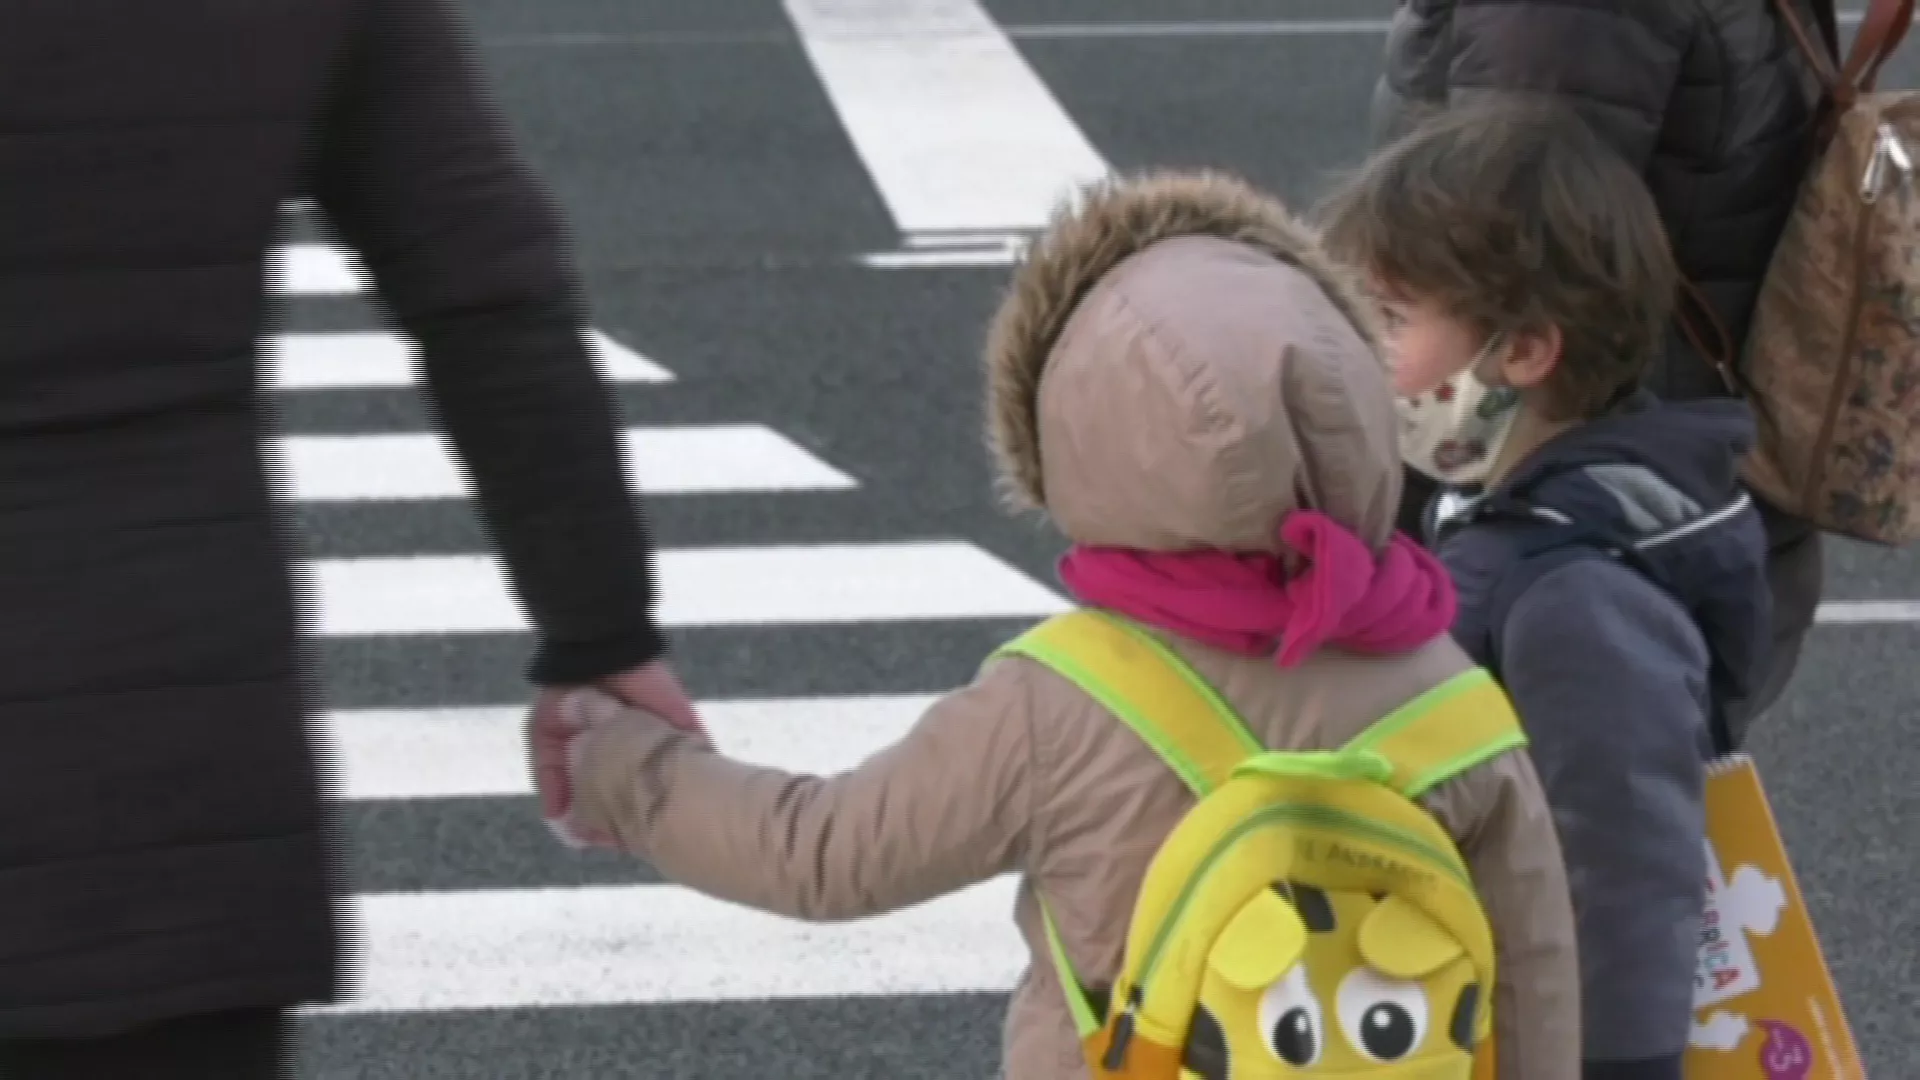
[1315, 99, 1680, 420]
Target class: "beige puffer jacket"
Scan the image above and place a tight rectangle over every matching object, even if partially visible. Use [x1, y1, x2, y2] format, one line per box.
[568, 171, 1582, 1079]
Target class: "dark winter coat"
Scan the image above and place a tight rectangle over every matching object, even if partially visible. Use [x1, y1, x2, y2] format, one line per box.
[1427, 391, 1772, 1076]
[1373, 0, 1835, 730]
[0, 0, 663, 1038]
[1374, 0, 1835, 404]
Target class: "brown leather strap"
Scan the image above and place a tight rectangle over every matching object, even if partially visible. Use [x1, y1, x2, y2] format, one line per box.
[1773, 0, 1913, 108]
[1851, 0, 1916, 81]
[1677, 277, 1741, 394]
[1841, 0, 1915, 94]
[1682, 0, 1911, 388]
[1775, 0, 1842, 88]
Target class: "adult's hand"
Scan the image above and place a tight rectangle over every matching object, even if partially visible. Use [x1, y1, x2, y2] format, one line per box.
[596, 658, 705, 737]
[527, 658, 706, 848]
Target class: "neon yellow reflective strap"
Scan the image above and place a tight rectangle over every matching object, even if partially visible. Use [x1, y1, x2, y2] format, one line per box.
[991, 609, 1262, 796]
[1231, 747, 1394, 786]
[991, 609, 1263, 1041]
[1039, 901, 1102, 1038]
[1344, 668, 1529, 798]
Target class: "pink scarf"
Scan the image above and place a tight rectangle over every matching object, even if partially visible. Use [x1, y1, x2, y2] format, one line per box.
[1056, 511, 1458, 668]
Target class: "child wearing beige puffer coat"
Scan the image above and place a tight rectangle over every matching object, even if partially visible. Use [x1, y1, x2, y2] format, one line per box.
[532, 171, 1582, 1079]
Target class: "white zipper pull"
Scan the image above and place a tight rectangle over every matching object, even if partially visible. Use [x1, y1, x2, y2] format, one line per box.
[1862, 142, 1887, 202]
[1863, 124, 1913, 203]
[1881, 122, 1913, 173]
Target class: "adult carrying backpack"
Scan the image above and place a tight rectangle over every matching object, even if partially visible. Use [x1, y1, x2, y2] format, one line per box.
[991, 608, 1527, 1079]
[1737, 0, 1920, 544]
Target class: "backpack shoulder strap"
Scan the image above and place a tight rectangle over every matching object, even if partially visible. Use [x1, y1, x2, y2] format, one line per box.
[1839, 0, 1912, 95]
[990, 608, 1267, 1050]
[991, 608, 1263, 795]
[1345, 668, 1529, 800]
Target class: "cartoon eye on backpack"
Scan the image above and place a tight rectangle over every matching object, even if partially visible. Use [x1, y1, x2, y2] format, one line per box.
[1189, 880, 1484, 1077]
[991, 610, 1520, 1079]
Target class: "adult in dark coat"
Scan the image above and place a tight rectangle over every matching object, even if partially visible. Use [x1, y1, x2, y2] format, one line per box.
[1370, 0, 1839, 744]
[0, 0, 700, 1074]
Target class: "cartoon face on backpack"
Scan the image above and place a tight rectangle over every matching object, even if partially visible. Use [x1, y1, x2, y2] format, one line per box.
[1179, 881, 1483, 1079]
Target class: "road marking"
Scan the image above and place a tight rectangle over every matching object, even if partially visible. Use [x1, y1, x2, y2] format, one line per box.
[326, 693, 938, 801]
[262, 330, 673, 390]
[1009, 19, 1393, 37]
[312, 877, 1023, 1013]
[1816, 600, 1920, 624]
[327, 597, 1920, 799]
[858, 229, 1034, 269]
[474, 20, 1397, 47]
[278, 425, 854, 502]
[471, 10, 1871, 49]
[996, 10, 1865, 36]
[271, 244, 368, 295]
[783, 0, 1109, 236]
[860, 238, 1029, 268]
[309, 542, 1068, 635]
[859, 247, 1024, 269]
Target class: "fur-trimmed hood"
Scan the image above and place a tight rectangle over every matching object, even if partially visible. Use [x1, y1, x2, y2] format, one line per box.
[982, 170, 1405, 553]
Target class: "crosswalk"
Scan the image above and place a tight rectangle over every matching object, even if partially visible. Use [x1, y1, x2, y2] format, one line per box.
[276, 2, 1912, 1075]
[277, 2, 1092, 1046]
[280, 217, 1065, 1001]
[292, 293, 1062, 1019]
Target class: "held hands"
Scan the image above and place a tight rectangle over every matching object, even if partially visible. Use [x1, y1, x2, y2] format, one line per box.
[527, 657, 709, 849]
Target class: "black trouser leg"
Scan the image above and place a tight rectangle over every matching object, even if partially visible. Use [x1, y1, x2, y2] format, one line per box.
[0, 1007, 294, 1080]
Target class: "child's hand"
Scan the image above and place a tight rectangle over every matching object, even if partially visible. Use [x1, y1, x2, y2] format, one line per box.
[527, 687, 617, 850]
[528, 685, 712, 850]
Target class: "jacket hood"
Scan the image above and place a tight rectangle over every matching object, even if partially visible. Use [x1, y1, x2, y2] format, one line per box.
[1476, 390, 1774, 713]
[1506, 390, 1758, 508]
[982, 170, 1403, 554]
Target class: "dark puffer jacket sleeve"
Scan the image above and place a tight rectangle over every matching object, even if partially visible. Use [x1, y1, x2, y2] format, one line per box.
[307, 0, 663, 684]
[1499, 560, 1708, 1080]
[1380, 1, 1690, 171]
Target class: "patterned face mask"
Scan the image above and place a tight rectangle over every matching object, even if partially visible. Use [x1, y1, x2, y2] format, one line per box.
[1394, 332, 1523, 486]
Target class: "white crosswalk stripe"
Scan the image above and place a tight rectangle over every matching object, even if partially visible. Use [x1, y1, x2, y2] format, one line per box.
[270, 242, 370, 295]
[311, 543, 1066, 635]
[325, 694, 938, 801]
[262, 330, 674, 387]
[313, 878, 1026, 1015]
[279, 425, 854, 500]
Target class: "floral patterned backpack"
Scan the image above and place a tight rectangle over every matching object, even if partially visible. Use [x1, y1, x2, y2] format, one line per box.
[1732, 0, 1920, 544]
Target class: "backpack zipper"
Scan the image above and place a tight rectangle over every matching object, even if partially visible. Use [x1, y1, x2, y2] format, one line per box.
[1101, 803, 1469, 1069]
[1861, 122, 1912, 202]
[1810, 111, 1917, 516]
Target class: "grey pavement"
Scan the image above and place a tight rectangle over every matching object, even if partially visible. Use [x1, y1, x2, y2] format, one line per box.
[293, 2, 1918, 1076]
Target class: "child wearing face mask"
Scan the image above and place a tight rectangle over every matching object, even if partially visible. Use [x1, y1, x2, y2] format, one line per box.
[1318, 101, 1774, 1080]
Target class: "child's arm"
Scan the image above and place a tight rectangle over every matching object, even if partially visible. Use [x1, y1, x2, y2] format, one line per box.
[1499, 558, 1712, 1080]
[562, 658, 1041, 921]
[1447, 744, 1583, 1080]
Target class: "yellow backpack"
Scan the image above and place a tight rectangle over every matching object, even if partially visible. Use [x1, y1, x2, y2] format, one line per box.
[992, 608, 1526, 1079]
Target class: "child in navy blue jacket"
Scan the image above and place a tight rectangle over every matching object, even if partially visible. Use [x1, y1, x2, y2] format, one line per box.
[1317, 101, 1774, 1079]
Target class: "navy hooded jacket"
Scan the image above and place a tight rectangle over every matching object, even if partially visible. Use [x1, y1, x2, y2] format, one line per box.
[1424, 390, 1772, 1078]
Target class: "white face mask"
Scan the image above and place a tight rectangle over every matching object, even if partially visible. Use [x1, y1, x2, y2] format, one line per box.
[1394, 332, 1523, 486]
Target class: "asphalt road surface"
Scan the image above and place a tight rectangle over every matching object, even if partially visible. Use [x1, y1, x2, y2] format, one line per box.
[287, 2, 1918, 1076]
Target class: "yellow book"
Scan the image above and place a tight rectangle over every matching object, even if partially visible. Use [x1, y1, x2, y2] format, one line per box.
[1686, 752, 1863, 1079]
[1469, 752, 1861, 1080]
